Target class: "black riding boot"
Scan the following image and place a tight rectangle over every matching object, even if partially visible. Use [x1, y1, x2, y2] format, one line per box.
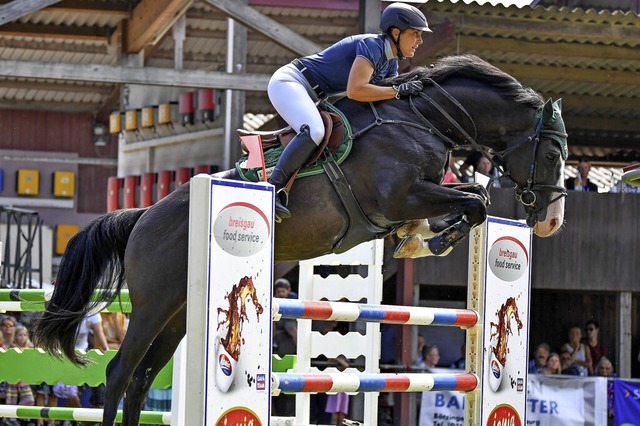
[268, 124, 318, 220]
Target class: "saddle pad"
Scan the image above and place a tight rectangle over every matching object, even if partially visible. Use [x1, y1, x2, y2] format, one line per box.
[235, 102, 353, 182]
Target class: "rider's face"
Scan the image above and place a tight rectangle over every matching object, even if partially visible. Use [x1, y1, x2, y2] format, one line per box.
[399, 29, 423, 58]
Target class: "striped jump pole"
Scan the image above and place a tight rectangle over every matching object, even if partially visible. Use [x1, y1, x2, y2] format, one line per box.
[0, 406, 170, 425]
[274, 298, 478, 328]
[273, 372, 478, 394]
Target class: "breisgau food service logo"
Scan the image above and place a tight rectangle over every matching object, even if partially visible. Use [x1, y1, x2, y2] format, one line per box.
[488, 236, 529, 282]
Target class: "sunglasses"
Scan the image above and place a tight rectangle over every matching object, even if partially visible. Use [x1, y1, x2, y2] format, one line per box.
[586, 328, 595, 331]
[2, 323, 15, 327]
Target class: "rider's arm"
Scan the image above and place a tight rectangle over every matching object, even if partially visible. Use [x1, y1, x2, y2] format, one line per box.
[346, 56, 398, 102]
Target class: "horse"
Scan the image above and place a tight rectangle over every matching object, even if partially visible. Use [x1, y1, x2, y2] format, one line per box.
[32, 54, 568, 425]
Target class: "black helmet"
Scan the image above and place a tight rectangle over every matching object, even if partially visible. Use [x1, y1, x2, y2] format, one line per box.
[380, 2, 431, 33]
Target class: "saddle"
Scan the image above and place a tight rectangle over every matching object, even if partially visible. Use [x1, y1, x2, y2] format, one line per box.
[237, 108, 345, 166]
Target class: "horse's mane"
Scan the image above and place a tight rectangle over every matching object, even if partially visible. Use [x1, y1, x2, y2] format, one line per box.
[384, 54, 543, 108]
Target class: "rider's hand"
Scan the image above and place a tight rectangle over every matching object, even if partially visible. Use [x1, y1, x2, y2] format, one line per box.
[394, 81, 423, 98]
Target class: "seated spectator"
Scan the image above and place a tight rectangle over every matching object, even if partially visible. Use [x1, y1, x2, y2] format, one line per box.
[545, 352, 562, 374]
[561, 325, 593, 375]
[1, 315, 18, 347]
[596, 357, 616, 419]
[414, 345, 439, 371]
[560, 349, 588, 376]
[565, 159, 598, 192]
[528, 342, 550, 374]
[449, 342, 466, 370]
[458, 147, 499, 182]
[609, 179, 640, 194]
[274, 278, 298, 299]
[12, 324, 34, 350]
[413, 334, 426, 366]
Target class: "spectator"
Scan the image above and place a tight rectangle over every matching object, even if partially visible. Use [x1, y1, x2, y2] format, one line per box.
[609, 179, 640, 194]
[3, 323, 35, 426]
[545, 352, 562, 374]
[414, 334, 426, 366]
[565, 159, 598, 192]
[13, 324, 34, 349]
[458, 147, 498, 181]
[101, 312, 127, 350]
[560, 349, 588, 376]
[274, 278, 298, 299]
[1, 315, 18, 347]
[52, 312, 109, 410]
[528, 342, 550, 374]
[562, 325, 593, 375]
[325, 355, 350, 426]
[415, 345, 439, 371]
[584, 320, 607, 368]
[596, 357, 616, 420]
[449, 341, 466, 370]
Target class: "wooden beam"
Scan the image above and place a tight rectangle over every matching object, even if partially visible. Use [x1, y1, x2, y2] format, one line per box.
[127, 0, 193, 53]
[0, 59, 270, 90]
[543, 93, 638, 113]
[204, 0, 323, 56]
[0, 22, 110, 41]
[456, 35, 640, 62]
[496, 62, 640, 86]
[42, 0, 130, 15]
[564, 114, 640, 133]
[0, 79, 113, 94]
[0, 0, 62, 26]
[429, 12, 640, 42]
[95, 85, 122, 123]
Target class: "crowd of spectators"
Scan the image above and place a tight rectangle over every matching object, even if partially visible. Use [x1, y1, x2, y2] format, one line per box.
[0, 310, 135, 426]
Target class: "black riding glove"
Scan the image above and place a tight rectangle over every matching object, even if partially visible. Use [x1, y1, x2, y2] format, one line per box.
[394, 81, 423, 98]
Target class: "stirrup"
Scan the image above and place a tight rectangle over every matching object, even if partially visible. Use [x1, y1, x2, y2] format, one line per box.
[274, 188, 291, 222]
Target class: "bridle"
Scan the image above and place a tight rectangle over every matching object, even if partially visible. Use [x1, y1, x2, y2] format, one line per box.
[406, 78, 568, 225]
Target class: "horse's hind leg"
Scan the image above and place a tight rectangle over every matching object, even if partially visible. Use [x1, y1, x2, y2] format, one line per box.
[102, 303, 184, 426]
[121, 306, 186, 425]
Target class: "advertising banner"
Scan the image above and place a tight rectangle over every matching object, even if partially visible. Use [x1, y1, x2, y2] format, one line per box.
[527, 375, 607, 426]
[481, 217, 532, 426]
[614, 379, 640, 426]
[204, 179, 274, 426]
[420, 375, 607, 426]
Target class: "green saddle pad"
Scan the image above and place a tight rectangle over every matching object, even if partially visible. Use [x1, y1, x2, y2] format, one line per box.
[235, 102, 353, 182]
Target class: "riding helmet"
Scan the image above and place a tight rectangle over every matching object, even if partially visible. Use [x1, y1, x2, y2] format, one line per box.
[380, 2, 431, 33]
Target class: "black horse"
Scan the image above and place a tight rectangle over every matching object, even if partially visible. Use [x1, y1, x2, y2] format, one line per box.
[33, 55, 567, 425]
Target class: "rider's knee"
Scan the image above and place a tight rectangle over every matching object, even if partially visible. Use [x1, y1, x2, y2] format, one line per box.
[307, 125, 325, 145]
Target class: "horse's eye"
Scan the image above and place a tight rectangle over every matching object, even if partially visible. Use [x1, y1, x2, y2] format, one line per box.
[546, 152, 556, 161]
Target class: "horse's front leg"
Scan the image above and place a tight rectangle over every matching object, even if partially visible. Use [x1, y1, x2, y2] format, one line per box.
[381, 181, 488, 259]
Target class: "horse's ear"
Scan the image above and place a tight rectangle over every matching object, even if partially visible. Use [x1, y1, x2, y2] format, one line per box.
[542, 98, 554, 121]
[553, 98, 563, 114]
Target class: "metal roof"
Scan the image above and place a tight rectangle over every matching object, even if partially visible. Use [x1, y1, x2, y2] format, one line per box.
[0, 0, 638, 165]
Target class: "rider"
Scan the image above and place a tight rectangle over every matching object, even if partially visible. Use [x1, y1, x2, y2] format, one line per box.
[267, 2, 431, 220]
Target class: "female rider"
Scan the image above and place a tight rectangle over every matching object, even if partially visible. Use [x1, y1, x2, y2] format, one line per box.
[267, 2, 431, 220]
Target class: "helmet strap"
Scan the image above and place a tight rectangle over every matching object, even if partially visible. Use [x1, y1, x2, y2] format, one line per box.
[389, 29, 405, 61]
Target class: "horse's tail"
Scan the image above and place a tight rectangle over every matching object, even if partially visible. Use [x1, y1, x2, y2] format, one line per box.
[32, 208, 147, 365]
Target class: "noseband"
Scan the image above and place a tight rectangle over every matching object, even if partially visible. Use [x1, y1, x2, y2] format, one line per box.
[407, 79, 567, 225]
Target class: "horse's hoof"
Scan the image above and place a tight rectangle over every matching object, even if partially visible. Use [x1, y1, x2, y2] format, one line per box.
[393, 234, 423, 258]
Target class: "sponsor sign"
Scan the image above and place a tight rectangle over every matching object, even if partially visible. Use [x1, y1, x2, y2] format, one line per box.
[481, 217, 532, 426]
[420, 375, 607, 426]
[204, 179, 274, 426]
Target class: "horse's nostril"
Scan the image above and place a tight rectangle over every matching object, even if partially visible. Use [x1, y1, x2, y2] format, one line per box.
[549, 218, 558, 229]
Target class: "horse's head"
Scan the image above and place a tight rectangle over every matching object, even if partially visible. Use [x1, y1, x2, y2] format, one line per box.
[499, 98, 567, 237]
